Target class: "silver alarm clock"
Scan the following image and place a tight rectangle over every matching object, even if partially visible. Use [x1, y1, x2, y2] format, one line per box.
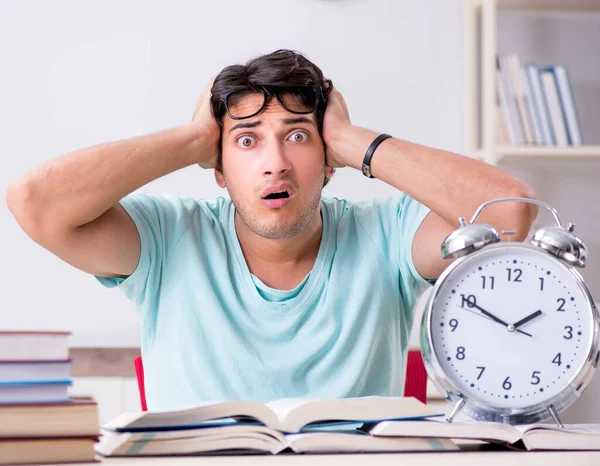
[420, 197, 599, 426]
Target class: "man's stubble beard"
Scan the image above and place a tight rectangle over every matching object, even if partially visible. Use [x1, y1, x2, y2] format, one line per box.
[225, 173, 324, 240]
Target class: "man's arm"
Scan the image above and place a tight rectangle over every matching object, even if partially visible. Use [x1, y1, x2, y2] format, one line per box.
[323, 89, 538, 281]
[5, 79, 220, 278]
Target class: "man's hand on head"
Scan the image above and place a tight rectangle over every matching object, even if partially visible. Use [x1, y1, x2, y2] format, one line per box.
[322, 85, 353, 169]
[192, 76, 221, 170]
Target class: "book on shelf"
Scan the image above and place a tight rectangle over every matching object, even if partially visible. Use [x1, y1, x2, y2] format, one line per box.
[496, 69, 517, 145]
[541, 68, 570, 146]
[0, 331, 70, 361]
[521, 64, 545, 145]
[363, 417, 600, 451]
[546, 65, 584, 145]
[523, 63, 555, 145]
[96, 396, 454, 456]
[495, 54, 583, 148]
[506, 54, 535, 145]
[497, 54, 525, 145]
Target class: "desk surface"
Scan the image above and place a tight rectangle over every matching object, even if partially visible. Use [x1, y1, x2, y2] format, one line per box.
[61, 450, 600, 466]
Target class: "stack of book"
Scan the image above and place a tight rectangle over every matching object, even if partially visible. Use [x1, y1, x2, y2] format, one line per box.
[96, 397, 457, 456]
[0, 331, 100, 465]
[496, 53, 583, 146]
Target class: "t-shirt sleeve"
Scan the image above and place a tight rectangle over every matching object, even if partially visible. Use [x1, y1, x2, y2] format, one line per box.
[93, 192, 199, 314]
[354, 195, 433, 320]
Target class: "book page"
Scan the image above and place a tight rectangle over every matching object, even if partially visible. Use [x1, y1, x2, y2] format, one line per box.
[103, 400, 281, 431]
[368, 418, 521, 444]
[285, 431, 458, 453]
[266, 396, 440, 433]
[521, 424, 600, 451]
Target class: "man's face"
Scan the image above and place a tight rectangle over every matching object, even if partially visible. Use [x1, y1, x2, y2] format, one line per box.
[215, 92, 333, 240]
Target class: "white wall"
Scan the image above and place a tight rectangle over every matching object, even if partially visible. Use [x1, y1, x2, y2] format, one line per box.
[1, 0, 463, 346]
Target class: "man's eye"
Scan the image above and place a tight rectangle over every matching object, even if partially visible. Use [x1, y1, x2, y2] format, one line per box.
[237, 136, 256, 148]
[288, 131, 308, 143]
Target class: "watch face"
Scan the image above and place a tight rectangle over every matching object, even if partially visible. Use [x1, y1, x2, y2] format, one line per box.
[429, 244, 595, 410]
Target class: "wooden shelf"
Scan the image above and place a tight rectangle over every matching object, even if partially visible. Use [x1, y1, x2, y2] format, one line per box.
[470, 145, 600, 162]
[465, 1, 600, 165]
[498, 0, 600, 12]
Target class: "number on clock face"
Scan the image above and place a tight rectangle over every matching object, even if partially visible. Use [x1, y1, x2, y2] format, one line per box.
[431, 246, 593, 409]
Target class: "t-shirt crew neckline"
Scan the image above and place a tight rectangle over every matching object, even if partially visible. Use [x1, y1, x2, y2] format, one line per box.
[224, 199, 334, 318]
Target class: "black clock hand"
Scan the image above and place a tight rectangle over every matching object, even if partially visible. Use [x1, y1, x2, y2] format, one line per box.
[464, 297, 509, 326]
[463, 297, 533, 337]
[512, 310, 543, 329]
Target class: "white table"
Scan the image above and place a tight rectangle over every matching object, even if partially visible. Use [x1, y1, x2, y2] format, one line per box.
[61, 450, 600, 466]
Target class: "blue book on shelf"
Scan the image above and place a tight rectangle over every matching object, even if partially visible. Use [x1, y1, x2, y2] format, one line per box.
[544, 65, 583, 145]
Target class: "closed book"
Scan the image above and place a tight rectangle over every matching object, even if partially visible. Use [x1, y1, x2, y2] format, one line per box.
[545, 65, 583, 145]
[0, 360, 71, 383]
[524, 64, 555, 145]
[497, 55, 525, 145]
[0, 380, 71, 404]
[496, 69, 518, 145]
[521, 65, 544, 145]
[0, 436, 97, 464]
[506, 54, 534, 144]
[0, 331, 70, 361]
[541, 70, 569, 146]
[0, 398, 99, 437]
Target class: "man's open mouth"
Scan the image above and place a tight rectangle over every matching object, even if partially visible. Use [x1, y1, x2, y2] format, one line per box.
[261, 183, 293, 200]
[262, 190, 290, 200]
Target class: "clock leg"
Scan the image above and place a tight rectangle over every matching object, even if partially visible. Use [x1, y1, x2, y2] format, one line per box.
[446, 398, 465, 423]
[548, 405, 564, 428]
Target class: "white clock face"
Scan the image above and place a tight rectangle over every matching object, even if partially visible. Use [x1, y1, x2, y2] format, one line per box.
[430, 244, 594, 409]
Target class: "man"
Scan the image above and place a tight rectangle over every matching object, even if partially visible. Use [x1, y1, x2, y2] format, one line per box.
[6, 49, 537, 410]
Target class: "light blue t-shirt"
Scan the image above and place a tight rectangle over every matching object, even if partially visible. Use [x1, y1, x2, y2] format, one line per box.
[95, 194, 432, 411]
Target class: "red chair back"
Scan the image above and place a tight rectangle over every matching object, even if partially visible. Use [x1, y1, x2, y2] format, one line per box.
[133, 350, 427, 411]
[405, 349, 428, 404]
[133, 356, 147, 411]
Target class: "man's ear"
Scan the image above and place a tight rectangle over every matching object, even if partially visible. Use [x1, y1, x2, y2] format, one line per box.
[325, 165, 335, 181]
[214, 166, 226, 188]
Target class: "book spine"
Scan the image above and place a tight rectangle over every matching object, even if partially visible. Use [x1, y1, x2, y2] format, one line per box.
[506, 54, 534, 144]
[541, 70, 569, 145]
[497, 55, 525, 145]
[496, 69, 518, 144]
[550, 65, 583, 145]
[522, 65, 544, 145]
[528, 65, 555, 145]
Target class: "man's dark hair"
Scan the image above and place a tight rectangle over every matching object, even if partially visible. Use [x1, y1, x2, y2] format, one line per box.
[210, 49, 333, 184]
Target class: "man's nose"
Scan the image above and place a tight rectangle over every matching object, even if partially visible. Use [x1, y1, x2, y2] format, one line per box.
[262, 141, 292, 176]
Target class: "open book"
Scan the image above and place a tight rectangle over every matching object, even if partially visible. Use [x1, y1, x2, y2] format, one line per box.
[97, 396, 455, 455]
[96, 425, 457, 456]
[364, 418, 600, 451]
[104, 396, 440, 434]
